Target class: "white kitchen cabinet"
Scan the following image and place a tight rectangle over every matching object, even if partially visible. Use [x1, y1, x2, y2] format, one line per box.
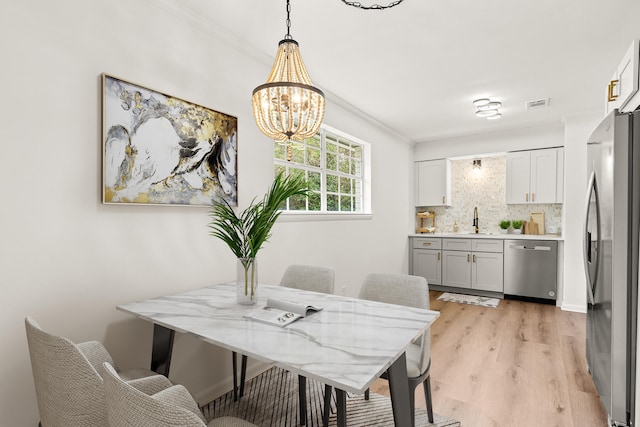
[410, 237, 441, 285]
[505, 151, 530, 204]
[415, 159, 451, 207]
[530, 149, 558, 203]
[506, 148, 563, 204]
[441, 238, 504, 292]
[605, 39, 640, 115]
[556, 147, 564, 202]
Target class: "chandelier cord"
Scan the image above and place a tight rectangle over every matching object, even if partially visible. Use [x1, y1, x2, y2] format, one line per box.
[340, 0, 405, 10]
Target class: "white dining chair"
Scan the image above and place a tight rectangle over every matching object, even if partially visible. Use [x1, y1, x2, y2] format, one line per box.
[25, 316, 168, 427]
[233, 264, 335, 426]
[358, 273, 434, 424]
[102, 362, 257, 427]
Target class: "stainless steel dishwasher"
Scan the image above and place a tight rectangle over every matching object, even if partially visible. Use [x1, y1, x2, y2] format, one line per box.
[504, 240, 558, 302]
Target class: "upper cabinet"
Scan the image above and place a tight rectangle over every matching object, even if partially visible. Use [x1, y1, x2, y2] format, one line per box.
[605, 39, 640, 115]
[415, 159, 451, 207]
[506, 148, 564, 204]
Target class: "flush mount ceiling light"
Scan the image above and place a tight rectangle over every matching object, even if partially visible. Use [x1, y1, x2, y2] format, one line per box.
[473, 98, 490, 107]
[340, 0, 405, 10]
[252, 0, 325, 156]
[475, 109, 499, 117]
[477, 101, 502, 111]
[473, 98, 502, 120]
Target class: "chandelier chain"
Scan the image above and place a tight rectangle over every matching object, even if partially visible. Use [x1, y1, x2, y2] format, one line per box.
[340, 0, 405, 10]
[284, 0, 292, 39]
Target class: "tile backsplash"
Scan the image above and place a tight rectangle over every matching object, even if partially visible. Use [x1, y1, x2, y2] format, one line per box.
[416, 155, 562, 234]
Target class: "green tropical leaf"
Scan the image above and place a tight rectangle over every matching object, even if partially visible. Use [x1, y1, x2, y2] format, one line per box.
[208, 172, 310, 259]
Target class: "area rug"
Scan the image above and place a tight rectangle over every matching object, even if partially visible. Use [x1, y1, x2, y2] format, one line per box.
[202, 367, 460, 427]
[437, 292, 500, 308]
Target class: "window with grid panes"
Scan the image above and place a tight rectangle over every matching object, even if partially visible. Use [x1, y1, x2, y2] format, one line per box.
[274, 125, 369, 214]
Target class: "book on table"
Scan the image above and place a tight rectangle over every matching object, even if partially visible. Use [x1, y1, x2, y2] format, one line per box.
[245, 297, 323, 327]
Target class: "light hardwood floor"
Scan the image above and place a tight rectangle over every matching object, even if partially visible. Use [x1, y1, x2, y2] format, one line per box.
[371, 291, 609, 426]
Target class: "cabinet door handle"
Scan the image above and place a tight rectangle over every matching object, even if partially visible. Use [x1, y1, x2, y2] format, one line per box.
[608, 79, 619, 102]
[473, 254, 476, 263]
[532, 193, 535, 202]
[422, 242, 432, 246]
[442, 196, 445, 204]
[526, 193, 529, 202]
[437, 252, 440, 261]
[467, 254, 470, 262]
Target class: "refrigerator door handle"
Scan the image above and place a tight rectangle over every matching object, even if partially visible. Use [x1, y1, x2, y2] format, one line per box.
[583, 170, 601, 305]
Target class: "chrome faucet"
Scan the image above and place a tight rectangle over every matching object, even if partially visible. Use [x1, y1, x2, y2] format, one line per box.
[473, 207, 479, 234]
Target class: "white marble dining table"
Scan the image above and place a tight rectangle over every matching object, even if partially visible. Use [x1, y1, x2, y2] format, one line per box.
[117, 282, 439, 427]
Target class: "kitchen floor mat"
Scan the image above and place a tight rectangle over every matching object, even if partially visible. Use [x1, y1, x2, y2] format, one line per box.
[437, 292, 500, 308]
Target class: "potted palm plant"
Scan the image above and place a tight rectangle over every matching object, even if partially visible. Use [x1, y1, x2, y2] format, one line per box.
[208, 172, 309, 304]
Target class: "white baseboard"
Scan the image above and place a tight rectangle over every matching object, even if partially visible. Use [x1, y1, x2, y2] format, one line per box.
[561, 302, 587, 313]
[193, 360, 272, 406]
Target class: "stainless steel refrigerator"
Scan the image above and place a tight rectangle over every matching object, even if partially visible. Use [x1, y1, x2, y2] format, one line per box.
[584, 109, 639, 426]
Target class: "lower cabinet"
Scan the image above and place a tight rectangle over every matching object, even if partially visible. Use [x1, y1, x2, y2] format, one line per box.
[471, 251, 504, 292]
[412, 249, 441, 286]
[411, 237, 441, 285]
[441, 239, 504, 292]
[441, 251, 471, 288]
[410, 236, 504, 293]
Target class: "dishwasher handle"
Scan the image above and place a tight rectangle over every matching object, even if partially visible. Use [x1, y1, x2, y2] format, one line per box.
[509, 244, 552, 251]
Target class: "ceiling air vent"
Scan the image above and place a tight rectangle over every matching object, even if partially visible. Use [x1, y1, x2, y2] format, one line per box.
[526, 98, 550, 109]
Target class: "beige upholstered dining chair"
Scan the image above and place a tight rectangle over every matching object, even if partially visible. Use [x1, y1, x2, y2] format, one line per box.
[358, 273, 434, 424]
[102, 362, 257, 427]
[279, 264, 335, 294]
[24, 316, 167, 427]
[233, 264, 335, 426]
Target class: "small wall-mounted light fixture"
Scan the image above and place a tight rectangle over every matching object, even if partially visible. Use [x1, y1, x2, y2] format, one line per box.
[473, 159, 482, 170]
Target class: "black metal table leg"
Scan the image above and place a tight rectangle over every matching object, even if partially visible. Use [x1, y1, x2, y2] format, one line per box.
[232, 352, 238, 401]
[239, 354, 247, 397]
[323, 384, 332, 427]
[336, 388, 347, 427]
[299, 375, 307, 425]
[150, 324, 175, 377]
[387, 352, 413, 427]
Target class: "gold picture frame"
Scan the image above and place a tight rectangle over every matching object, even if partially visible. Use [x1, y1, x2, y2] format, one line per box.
[102, 74, 237, 206]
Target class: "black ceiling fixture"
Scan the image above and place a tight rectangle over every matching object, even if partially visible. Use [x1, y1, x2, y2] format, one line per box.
[340, 0, 405, 10]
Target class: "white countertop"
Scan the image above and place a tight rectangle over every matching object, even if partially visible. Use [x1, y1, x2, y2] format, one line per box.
[410, 232, 563, 241]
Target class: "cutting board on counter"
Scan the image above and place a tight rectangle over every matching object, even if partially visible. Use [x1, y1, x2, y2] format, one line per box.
[528, 211, 545, 235]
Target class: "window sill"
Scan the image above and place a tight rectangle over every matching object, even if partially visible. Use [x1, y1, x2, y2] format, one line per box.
[278, 212, 373, 222]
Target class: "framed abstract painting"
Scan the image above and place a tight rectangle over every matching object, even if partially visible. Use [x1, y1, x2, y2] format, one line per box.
[102, 74, 237, 206]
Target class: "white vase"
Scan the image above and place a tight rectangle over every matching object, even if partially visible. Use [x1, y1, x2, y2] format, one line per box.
[513, 229, 522, 234]
[500, 229, 508, 234]
[237, 258, 258, 305]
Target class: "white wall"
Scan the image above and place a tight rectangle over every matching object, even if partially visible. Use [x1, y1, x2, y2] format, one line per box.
[561, 111, 603, 312]
[413, 119, 602, 312]
[0, 1, 413, 425]
[414, 123, 565, 160]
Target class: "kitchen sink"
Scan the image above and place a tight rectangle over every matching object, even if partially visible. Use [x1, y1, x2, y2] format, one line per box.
[467, 232, 493, 235]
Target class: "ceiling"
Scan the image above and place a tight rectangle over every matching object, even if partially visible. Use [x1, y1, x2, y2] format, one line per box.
[165, 0, 640, 143]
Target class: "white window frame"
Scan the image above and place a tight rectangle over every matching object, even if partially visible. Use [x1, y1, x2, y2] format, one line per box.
[275, 124, 372, 221]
